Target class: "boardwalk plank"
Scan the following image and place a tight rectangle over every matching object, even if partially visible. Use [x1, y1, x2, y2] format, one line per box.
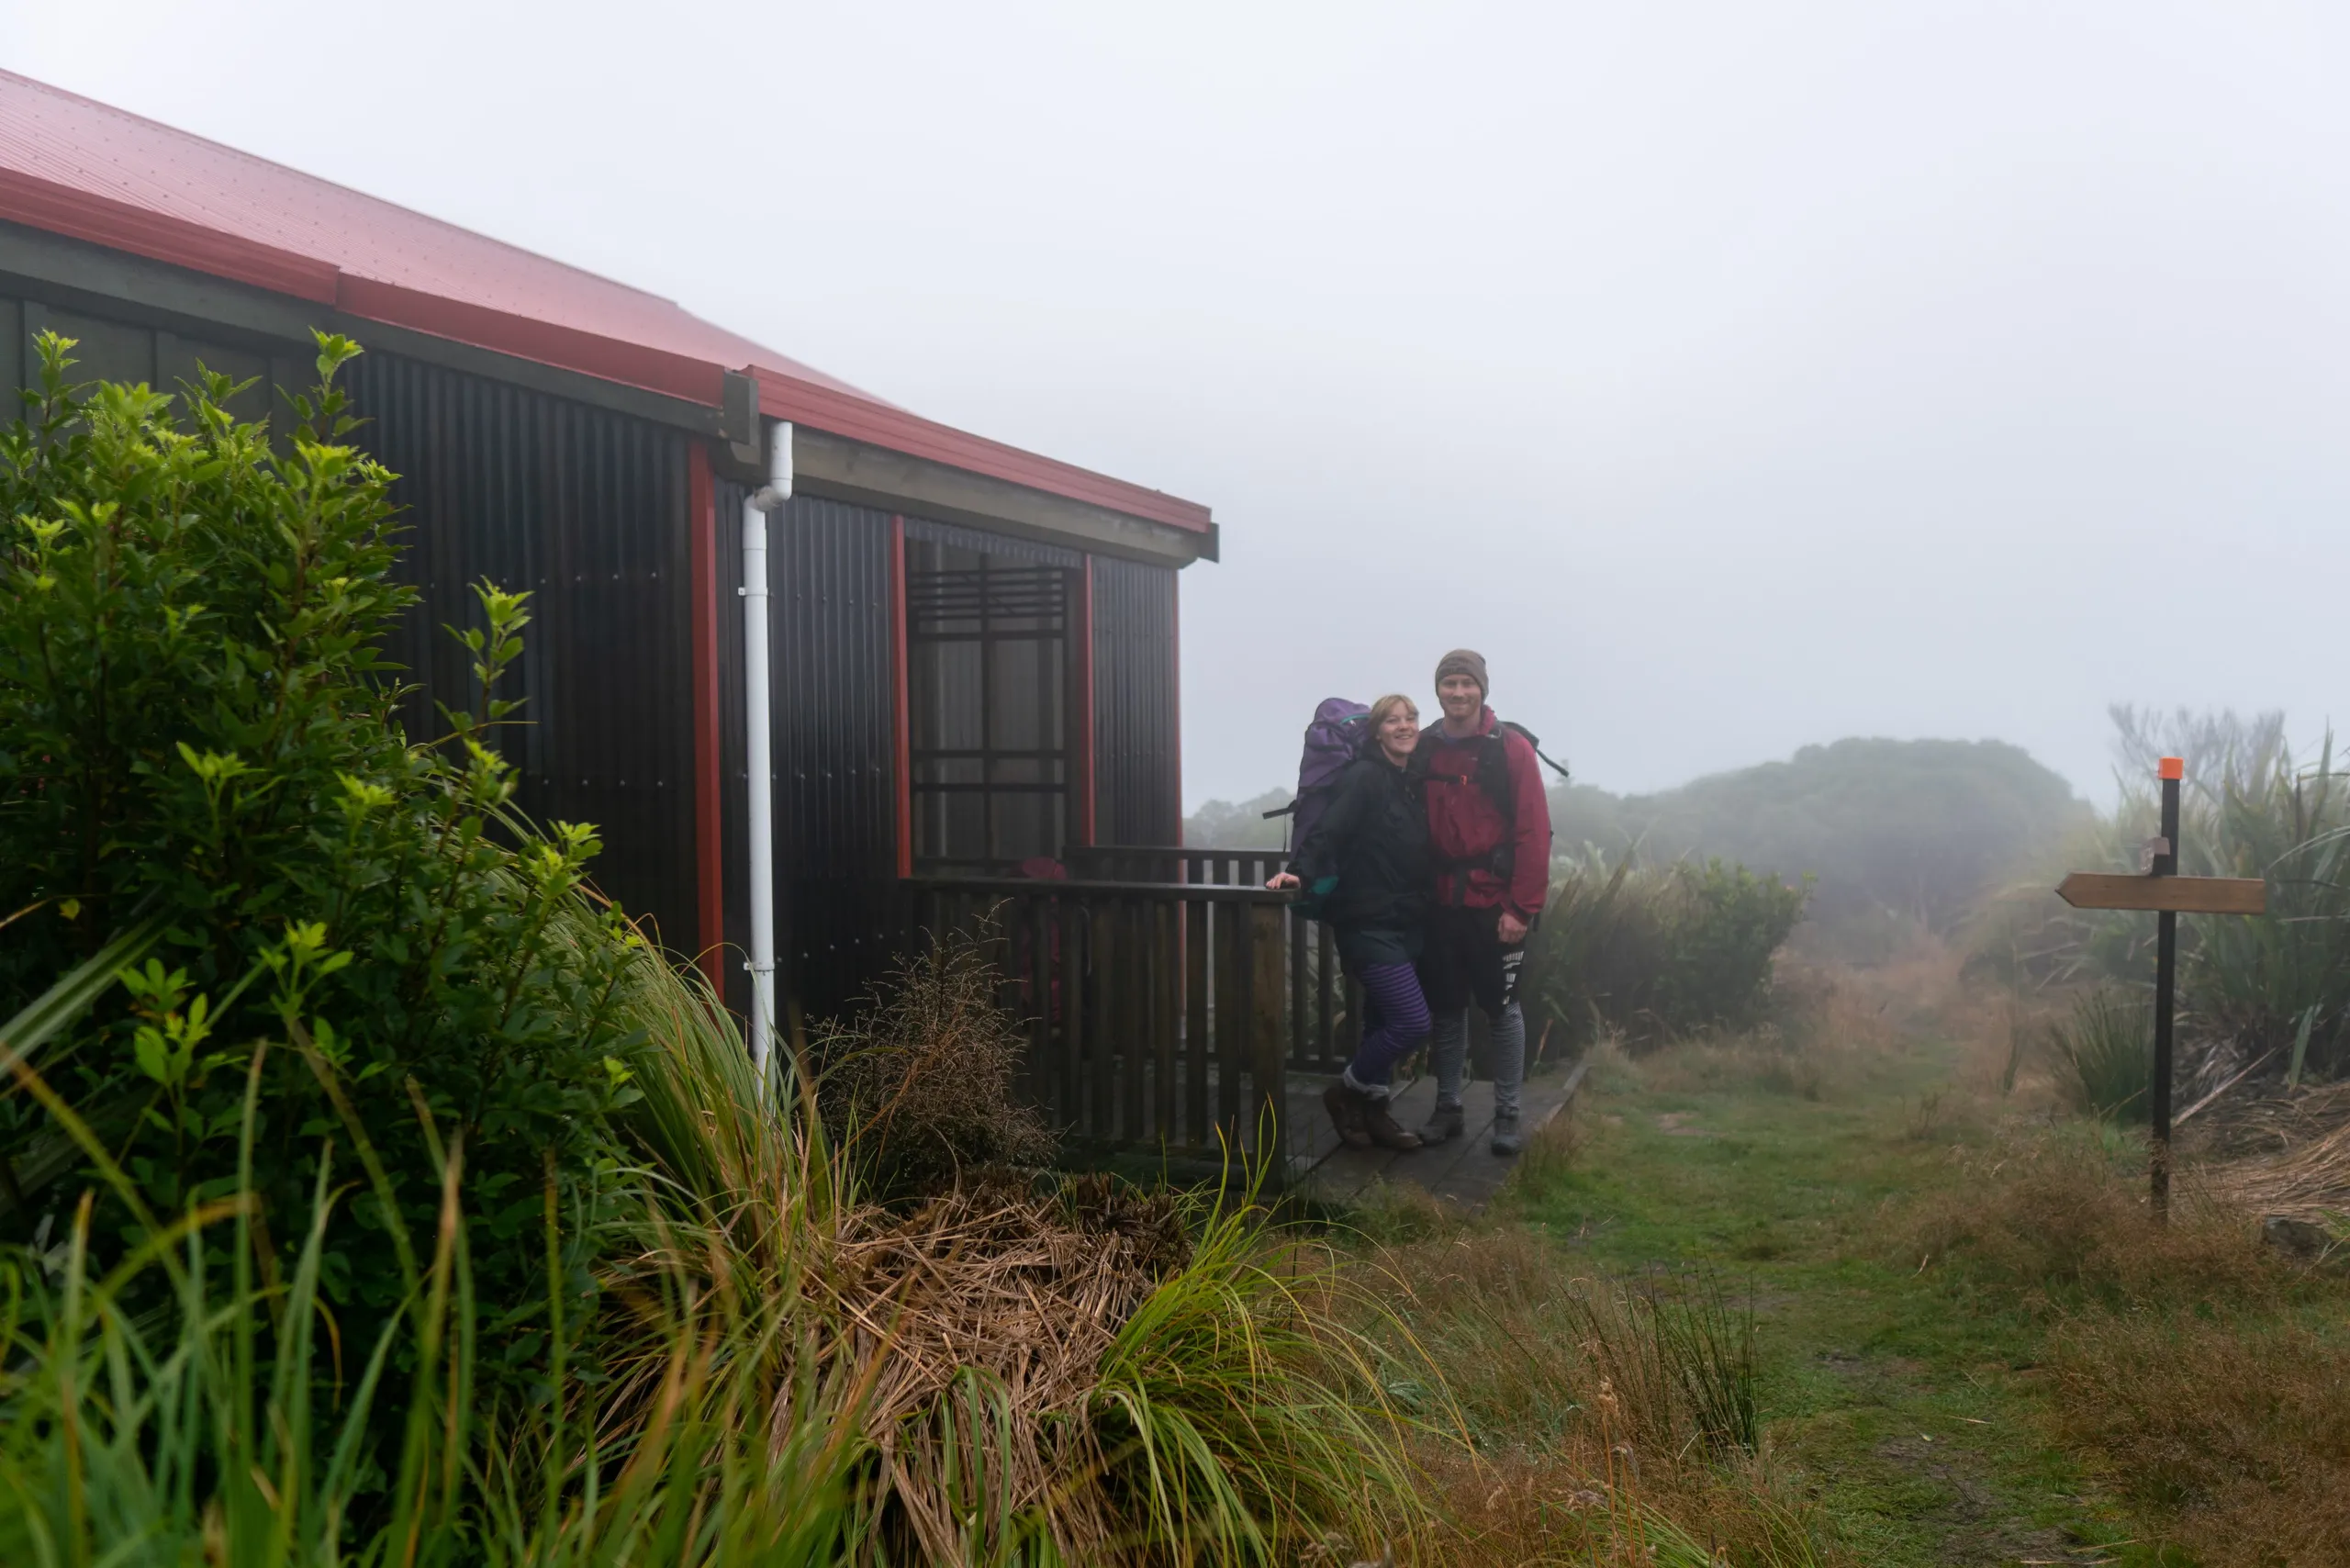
[1298, 1061, 1589, 1214]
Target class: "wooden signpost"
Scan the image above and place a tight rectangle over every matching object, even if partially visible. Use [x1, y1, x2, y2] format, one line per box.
[2055, 756, 2266, 1217]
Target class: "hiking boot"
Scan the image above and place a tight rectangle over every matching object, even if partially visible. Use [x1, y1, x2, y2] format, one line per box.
[1490, 1112, 1525, 1157]
[1323, 1081, 1372, 1149]
[1360, 1097, 1425, 1152]
[1420, 1102, 1465, 1145]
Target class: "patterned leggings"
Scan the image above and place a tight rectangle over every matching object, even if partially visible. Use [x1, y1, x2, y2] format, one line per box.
[1341, 961, 1433, 1100]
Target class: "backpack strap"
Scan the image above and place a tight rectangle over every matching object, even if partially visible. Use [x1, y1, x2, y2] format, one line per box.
[1497, 721, 1572, 783]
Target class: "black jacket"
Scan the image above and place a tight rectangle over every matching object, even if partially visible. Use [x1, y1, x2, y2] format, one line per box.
[1288, 753, 1430, 967]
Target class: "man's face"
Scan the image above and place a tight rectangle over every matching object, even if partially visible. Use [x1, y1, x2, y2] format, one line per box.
[1437, 674, 1483, 723]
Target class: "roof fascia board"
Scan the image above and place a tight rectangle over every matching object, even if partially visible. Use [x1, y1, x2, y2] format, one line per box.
[0, 221, 724, 436]
[792, 425, 1215, 567]
[751, 367, 1212, 537]
[335, 274, 722, 406]
[0, 166, 338, 303]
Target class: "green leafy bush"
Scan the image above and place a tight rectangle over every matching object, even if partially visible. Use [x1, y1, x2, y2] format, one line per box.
[1527, 855, 1808, 1052]
[0, 334, 643, 1399]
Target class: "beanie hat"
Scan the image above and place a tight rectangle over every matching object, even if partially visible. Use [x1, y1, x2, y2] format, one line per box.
[1434, 648, 1489, 698]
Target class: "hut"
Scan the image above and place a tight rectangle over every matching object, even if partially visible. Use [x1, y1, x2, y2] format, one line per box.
[0, 69, 1214, 1031]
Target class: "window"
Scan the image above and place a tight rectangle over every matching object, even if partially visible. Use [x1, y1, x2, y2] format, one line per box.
[905, 538, 1077, 866]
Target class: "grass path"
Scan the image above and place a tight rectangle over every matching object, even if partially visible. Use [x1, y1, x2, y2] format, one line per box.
[1509, 1040, 2172, 1567]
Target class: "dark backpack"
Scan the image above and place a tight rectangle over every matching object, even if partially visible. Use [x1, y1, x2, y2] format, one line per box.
[1408, 719, 1572, 882]
[1263, 698, 1370, 917]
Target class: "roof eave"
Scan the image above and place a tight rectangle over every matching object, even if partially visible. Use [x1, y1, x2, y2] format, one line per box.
[0, 168, 1213, 540]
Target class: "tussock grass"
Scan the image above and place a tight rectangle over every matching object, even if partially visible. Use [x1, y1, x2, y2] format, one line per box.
[809, 934, 1056, 1202]
[614, 935, 1436, 1565]
[1338, 1225, 1835, 1566]
[0, 1038, 867, 1566]
[1614, 952, 1929, 1106]
[1899, 1122, 2350, 1565]
[1907, 1126, 2288, 1312]
[2044, 987, 2153, 1124]
[2049, 1307, 2350, 1567]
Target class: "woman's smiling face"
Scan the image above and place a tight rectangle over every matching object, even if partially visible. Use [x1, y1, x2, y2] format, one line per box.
[1377, 702, 1419, 759]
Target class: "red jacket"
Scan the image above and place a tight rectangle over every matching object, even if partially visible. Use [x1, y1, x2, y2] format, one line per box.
[1419, 707, 1554, 920]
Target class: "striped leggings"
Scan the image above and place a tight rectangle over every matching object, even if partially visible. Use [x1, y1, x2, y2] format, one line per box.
[1340, 961, 1433, 1100]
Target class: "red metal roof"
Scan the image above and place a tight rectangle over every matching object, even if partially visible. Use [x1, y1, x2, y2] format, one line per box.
[0, 70, 1211, 534]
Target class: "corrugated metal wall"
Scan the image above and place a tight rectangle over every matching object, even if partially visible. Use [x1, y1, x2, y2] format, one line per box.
[1091, 555, 1181, 846]
[343, 351, 699, 958]
[4, 292, 276, 427]
[717, 486, 899, 1019]
[7, 281, 1196, 1025]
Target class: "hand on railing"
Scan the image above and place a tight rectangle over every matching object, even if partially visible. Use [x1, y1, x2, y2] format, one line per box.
[1266, 872, 1299, 891]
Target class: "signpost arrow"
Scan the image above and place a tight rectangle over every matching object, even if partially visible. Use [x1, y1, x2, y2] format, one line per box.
[2055, 873, 2266, 916]
[2053, 756, 2268, 1220]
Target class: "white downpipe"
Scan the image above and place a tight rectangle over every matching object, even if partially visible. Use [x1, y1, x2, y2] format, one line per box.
[744, 422, 793, 1086]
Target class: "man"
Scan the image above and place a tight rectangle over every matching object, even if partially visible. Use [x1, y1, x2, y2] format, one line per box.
[1411, 648, 1554, 1154]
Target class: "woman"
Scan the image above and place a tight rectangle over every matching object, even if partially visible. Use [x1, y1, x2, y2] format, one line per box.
[1269, 694, 1432, 1152]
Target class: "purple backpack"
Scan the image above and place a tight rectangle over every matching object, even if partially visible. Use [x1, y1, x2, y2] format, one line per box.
[1264, 698, 1371, 854]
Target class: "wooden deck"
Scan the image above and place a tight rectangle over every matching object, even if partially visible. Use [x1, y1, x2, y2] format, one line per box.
[1291, 1060, 1589, 1212]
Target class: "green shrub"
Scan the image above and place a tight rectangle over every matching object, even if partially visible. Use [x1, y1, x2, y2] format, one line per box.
[1527, 855, 1808, 1052]
[0, 334, 643, 1412]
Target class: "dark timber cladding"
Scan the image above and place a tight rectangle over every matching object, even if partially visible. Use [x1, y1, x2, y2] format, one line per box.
[341, 351, 699, 958]
[717, 484, 898, 1019]
[1091, 554, 1181, 846]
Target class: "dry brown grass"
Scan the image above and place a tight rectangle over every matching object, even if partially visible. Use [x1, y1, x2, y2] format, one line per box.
[1897, 1121, 2350, 1567]
[615, 934, 1437, 1564]
[1906, 1127, 2290, 1311]
[810, 933, 1056, 1200]
[1336, 1226, 1838, 1566]
[2051, 1309, 2350, 1566]
[2194, 1080, 2350, 1225]
[1624, 952, 1930, 1105]
[607, 1173, 1188, 1557]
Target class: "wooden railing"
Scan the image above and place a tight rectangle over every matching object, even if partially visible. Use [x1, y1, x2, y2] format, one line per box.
[895, 874, 1296, 1175]
[1062, 846, 1287, 887]
[1061, 846, 1363, 1076]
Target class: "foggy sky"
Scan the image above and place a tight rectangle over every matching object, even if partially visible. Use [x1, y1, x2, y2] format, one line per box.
[13, 2, 2348, 811]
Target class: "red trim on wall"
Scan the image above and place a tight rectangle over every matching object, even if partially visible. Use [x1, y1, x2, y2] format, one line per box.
[1074, 556, 1098, 848]
[890, 516, 914, 879]
[688, 444, 725, 992]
